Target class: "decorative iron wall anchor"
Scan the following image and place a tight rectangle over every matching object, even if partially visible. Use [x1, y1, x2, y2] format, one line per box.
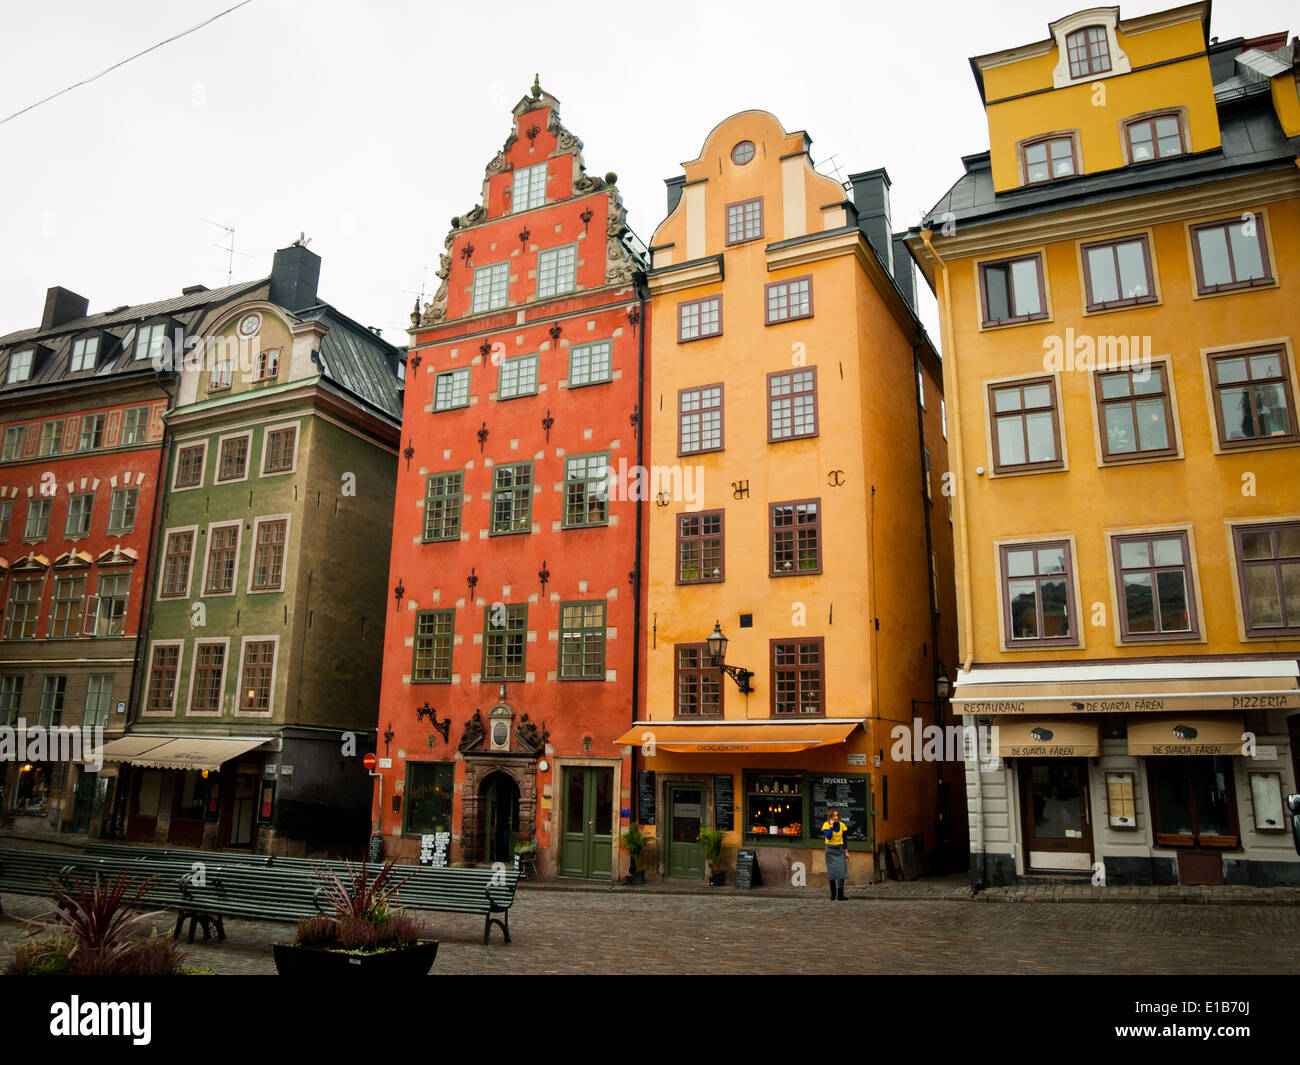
[408, 352, 421, 372]
[519, 227, 530, 250]
[580, 207, 593, 235]
[477, 422, 489, 453]
[629, 404, 639, 438]
[403, 439, 415, 471]
[383, 722, 394, 757]
[827, 469, 846, 487]
[542, 409, 554, 442]
[467, 567, 478, 596]
[655, 492, 670, 508]
[416, 703, 451, 745]
[549, 323, 562, 342]
[459, 242, 475, 267]
[393, 580, 405, 611]
[626, 304, 640, 334]
[732, 480, 750, 499]
[538, 561, 550, 594]
[479, 339, 492, 360]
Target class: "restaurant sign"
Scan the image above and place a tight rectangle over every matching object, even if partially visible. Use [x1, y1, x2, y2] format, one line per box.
[956, 692, 1299, 715]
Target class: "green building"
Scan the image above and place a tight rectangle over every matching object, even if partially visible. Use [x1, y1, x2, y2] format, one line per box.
[101, 243, 403, 854]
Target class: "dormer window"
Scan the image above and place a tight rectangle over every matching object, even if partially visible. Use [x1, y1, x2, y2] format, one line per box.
[70, 335, 100, 372]
[1020, 133, 1078, 184]
[512, 163, 547, 213]
[1066, 26, 1111, 78]
[134, 321, 169, 363]
[7, 349, 34, 384]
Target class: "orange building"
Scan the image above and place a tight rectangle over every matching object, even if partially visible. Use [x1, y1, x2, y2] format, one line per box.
[622, 111, 960, 886]
[908, 6, 1300, 886]
[372, 81, 649, 880]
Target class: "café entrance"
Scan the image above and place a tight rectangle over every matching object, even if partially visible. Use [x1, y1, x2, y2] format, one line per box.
[667, 784, 705, 879]
[1018, 759, 1093, 872]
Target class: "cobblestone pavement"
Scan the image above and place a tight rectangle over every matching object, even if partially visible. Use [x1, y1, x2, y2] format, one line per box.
[3, 889, 1297, 975]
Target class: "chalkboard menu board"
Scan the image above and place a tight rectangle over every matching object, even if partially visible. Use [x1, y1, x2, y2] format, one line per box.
[735, 849, 761, 889]
[810, 775, 870, 841]
[367, 834, 384, 862]
[713, 774, 734, 831]
[638, 770, 656, 825]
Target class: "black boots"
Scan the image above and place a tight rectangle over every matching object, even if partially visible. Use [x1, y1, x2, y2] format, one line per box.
[829, 880, 847, 900]
[837, 884, 847, 901]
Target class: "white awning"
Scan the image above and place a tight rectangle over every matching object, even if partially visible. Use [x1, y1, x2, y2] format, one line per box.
[99, 735, 268, 771]
[952, 659, 1299, 715]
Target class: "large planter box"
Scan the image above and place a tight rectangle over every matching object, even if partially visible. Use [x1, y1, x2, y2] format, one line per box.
[273, 940, 439, 975]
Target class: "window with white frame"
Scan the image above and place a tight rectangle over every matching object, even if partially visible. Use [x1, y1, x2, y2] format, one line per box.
[512, 163, 547, 213]
[65, 492, 93, 538]
[108, 487, 138, 533]
[537, 245, 577, 299]
[135, 323, 168, 363]
[2, 426, 25, 461]
[84, 674, 112, 728]
[71, 336, 100, 372]
[121, 406, 150, 445]
[38, 420, 63, 456]
[78, 413, 105, 451]
[7, 349, 34, 383]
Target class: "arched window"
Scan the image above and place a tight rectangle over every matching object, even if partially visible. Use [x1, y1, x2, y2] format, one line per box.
[1066, 26, 1111, 79]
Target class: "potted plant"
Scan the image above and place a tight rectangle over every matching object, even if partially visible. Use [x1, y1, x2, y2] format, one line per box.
[6, 872, 190, 975]
[698, 828, 728, 886]
[273, 859, 438, 975]
[512, 837, 538, 879]
[619, 825, 655, 885]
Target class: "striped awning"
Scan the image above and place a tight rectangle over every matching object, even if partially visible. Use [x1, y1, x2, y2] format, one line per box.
[99, 735, 267, 771]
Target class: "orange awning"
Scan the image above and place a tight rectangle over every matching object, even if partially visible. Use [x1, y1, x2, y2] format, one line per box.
[614, 720, 861, 754]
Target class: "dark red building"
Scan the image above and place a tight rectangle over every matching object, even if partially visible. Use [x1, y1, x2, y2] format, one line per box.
[374, 81, 648, 879]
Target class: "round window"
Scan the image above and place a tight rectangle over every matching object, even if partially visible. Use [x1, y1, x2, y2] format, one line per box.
[731, 140, 756, 165]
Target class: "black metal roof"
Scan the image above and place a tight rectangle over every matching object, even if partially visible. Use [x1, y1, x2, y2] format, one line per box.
[295, 304, 403, 421]
[0, 279, 266, 400]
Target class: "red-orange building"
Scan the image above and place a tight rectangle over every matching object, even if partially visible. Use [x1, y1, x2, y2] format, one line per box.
[373, 81, 648, 879]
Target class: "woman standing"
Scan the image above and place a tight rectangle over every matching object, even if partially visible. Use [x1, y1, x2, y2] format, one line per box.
[822, 807, 848, 900]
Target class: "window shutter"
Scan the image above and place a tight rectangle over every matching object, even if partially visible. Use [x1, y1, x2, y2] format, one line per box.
[81, 594, 99, 637]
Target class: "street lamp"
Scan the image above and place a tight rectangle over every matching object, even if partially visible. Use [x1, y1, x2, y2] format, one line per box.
[706, 620, 753, 694]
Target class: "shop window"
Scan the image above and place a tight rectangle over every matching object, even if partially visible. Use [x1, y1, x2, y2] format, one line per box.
[403, 762, 455, 835]
[1147, 756, 1239, 848]
[175, 771, 209, 820]
[745, 773, 805, 841]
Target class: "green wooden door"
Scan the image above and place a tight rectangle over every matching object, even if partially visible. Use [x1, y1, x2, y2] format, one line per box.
[668, 785, 704, 879]
[560, 767, 613, 878]
[72, 771, 96, 833]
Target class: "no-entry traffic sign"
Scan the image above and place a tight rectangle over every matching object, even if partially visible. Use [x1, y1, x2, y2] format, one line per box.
[362, 753, 377, 770]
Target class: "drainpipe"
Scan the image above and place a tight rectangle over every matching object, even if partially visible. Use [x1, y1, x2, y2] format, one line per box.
[112, 364, 177, 837]
[911, 345, 944, 854]
[919, 227, 984, 889]
[629, 271, 648, 831]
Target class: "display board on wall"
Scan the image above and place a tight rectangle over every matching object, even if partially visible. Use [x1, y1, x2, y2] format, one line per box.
[713, 774, 734, 830]
[809, 774, 870, 842]
[638, 770, 656, 825]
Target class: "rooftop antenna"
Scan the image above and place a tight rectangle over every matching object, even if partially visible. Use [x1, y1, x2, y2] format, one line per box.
[201, 218, 252, 283]
[814, 153, 850, 192]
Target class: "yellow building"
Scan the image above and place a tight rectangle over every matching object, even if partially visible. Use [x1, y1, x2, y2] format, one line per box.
[907, 5, 1300, 886]
[620, 111, 958, 887]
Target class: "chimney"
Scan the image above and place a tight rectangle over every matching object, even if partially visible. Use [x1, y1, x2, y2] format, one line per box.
[891, 232, 917, 312]
[41, 286, 89, 331]
[848, 169, 893, 274]
[665, 175, 686, 217]
[269, 243, 322, 313]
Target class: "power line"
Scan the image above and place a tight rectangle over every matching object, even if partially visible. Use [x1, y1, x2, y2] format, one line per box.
[0, 0, 255, 129]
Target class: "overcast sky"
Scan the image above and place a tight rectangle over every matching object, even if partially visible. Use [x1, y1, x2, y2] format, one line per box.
[1, 0, 1293, 348]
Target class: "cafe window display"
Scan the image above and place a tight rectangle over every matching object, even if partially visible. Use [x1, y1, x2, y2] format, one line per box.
[746, 773, 805, 839]
[743, 772, 873, 845]
[404, 762, 455, 835]
[14, 763, 51, 813]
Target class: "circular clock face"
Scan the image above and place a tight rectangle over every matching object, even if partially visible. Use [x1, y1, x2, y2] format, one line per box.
[238, 313, 261, 337]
